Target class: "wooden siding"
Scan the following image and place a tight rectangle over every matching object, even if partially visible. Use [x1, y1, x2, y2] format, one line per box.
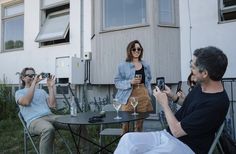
[91, 0, 181, 84]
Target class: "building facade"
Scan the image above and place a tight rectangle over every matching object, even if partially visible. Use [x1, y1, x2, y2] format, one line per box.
[0, 0, 236, 117]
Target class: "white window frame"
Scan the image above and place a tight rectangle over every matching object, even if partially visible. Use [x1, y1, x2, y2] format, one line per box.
[41, 0, 69, 9]
[219, 0, 236, 22]
[35, 9, 69, 43]
[158, 0, 176, 27]
[102, 0, 148, 31]
[2, 2, 24, 52]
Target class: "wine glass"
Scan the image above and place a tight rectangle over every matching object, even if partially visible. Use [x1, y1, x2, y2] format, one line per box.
[135, 74, 142, 88]
[130, 97, 139, 115]
[113, 99, 122, 120]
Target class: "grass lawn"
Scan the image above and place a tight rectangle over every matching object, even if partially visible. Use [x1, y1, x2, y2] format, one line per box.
[0, 118, 25, 153]
[0, 117, 119, 154]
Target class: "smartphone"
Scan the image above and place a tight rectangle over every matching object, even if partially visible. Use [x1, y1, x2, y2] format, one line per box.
[156, 77, 165, 91]
[176, 81, 182, 93]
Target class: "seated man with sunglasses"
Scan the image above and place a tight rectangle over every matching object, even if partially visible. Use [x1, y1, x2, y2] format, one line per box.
[15, 67, 88, 154]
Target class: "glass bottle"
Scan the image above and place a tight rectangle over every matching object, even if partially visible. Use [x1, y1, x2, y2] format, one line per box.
[70, 96, 77, 116]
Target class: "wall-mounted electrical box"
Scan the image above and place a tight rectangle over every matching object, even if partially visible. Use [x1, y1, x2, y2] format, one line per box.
[55, 56, 85, 84]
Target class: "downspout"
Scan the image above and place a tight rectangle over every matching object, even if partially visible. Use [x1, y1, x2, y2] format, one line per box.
[80, 0, 84, 56]
[80, 0, 89, 111]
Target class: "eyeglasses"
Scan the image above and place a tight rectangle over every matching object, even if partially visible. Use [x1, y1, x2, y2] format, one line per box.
[132, 48, 141, 52]
[24, 74, 36, 78]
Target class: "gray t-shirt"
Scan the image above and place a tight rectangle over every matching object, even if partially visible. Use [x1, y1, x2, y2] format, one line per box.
[15, 88, 52, 127]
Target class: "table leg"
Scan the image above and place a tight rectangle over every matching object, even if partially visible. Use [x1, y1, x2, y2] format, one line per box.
[95, 136, 122, 153]
[68, 124, 81, 154]
[68, 124, 113, 153]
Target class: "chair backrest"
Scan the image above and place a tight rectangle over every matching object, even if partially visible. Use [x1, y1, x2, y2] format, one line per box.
[102, 104, 116, 111]
[208, 122, 225, 154]
[18, 112, 27, 130]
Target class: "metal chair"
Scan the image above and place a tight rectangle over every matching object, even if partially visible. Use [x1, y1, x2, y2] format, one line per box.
[99, 104, 123, 146]
[18, 112, 39, 154]
[208, 122, 225, 154]
[18, 112, 72, 154]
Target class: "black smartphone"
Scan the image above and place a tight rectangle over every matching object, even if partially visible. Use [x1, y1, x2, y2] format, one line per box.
[156, 77, 165, 91]
[176, 81, 182, 93]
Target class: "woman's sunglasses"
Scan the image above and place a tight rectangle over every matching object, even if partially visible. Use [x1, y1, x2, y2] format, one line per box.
[131, 48, 141, 52]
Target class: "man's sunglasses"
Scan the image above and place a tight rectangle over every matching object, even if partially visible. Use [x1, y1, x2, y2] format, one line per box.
[24, 74, 36, 78]
[132, 48, 141, 52]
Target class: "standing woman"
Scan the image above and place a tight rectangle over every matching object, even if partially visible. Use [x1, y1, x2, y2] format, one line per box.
[114, 40, 153, 133]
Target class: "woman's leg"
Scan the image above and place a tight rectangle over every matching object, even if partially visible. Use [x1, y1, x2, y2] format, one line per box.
[122, 102, 133, 133]
[135, 119, 143, 132]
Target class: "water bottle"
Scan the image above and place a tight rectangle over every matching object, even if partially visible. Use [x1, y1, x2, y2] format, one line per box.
[70, 96, 77, 117]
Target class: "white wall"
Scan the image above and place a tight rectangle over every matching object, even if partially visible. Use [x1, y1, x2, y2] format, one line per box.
[1, 0, 235, 84]
[0, 0, 91, 84]
[179, 0, 236, 81]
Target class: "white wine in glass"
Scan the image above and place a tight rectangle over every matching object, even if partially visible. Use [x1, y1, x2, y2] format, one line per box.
[113, 99, 122, 119]
[135, 74, 142, 88]
[130, 97, 139, 115]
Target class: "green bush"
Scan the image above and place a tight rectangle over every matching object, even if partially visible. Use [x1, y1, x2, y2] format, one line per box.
[0, 84, 17, 120]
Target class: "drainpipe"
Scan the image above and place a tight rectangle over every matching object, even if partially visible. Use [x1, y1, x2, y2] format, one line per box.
[80, 0, 84, 56]
[80, 0, 89, 111]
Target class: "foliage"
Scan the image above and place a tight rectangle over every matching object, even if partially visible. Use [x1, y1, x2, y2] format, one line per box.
[0, 84, 17, 120]
[5, 40, 23, 50]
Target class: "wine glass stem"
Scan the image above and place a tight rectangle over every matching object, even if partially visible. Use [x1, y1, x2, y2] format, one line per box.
[134, 107, 136, 114]
[117, 110, 119, 117]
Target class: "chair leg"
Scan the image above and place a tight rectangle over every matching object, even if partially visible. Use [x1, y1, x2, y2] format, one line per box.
[99, 135, 104, 154]
[217, 141, 224, 154]
[24, 130, 27, 154]
[26, 132, 39, 154]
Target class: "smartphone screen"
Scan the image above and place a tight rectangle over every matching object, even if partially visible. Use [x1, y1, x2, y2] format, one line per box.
[176, 81, 182, 93]
[156, 77, 165, 91]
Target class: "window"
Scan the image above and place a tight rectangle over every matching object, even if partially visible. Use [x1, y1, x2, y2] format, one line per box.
[219, 0, 236, 21]
[35, 1, 69, 46]
[41, 0, 69, 9]
[158, 0, 176, 26]
[103, 0, 146, 29]
[2, 2, 24, 51]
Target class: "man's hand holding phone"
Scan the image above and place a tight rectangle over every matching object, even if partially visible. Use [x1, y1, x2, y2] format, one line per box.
[153, 85, 169, 107]
[156, 77, 165, 91]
